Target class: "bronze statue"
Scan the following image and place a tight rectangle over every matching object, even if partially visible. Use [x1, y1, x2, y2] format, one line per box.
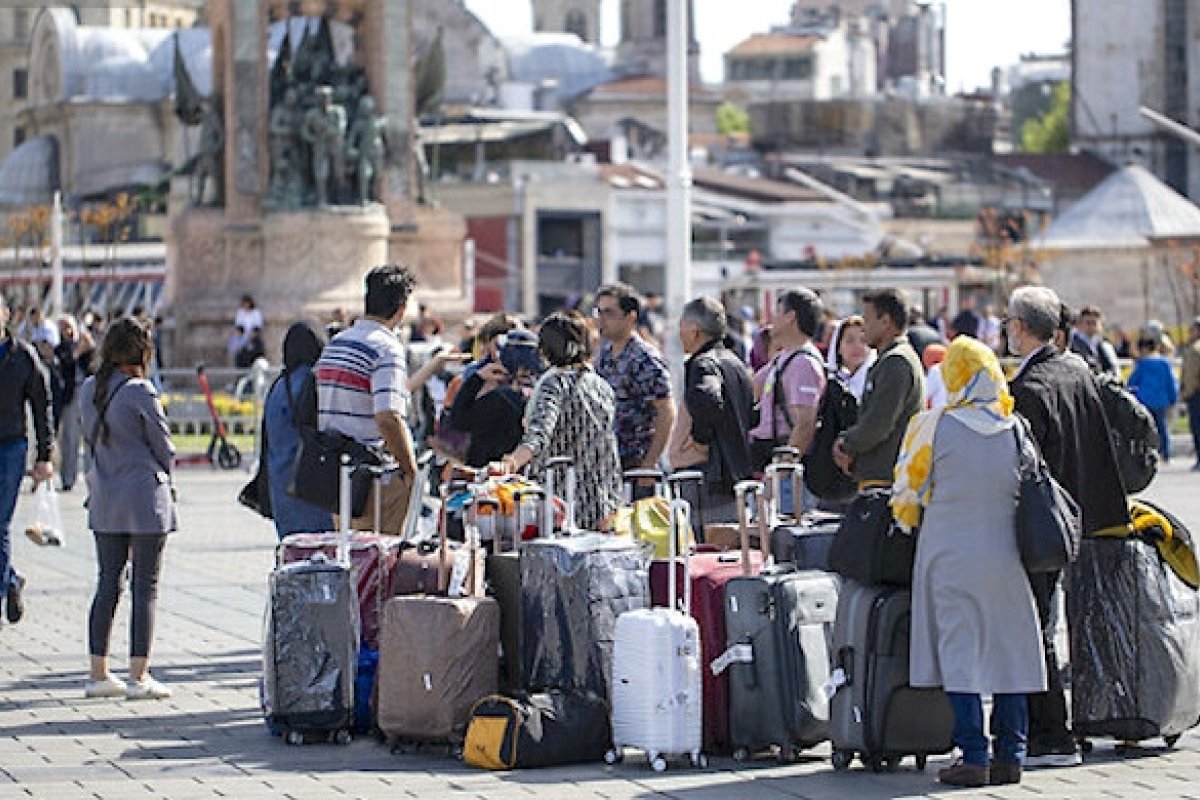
[268, 87, 302, 206]
[300, 85, 347, 206]
[192, 96, 225, 206]
[345, 95, 386, 205]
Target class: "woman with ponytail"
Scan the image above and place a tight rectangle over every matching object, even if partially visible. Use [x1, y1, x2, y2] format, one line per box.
[490, 311, 622, 529]
[79, 316, 177, 701]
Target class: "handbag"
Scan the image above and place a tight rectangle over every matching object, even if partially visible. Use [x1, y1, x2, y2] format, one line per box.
[286, 426, 390, 516]
[828, 488, 915, 587]
[1012, 417, 1082, 573]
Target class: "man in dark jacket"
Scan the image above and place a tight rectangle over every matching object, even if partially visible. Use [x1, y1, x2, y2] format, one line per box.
[1006, 285, 1131, 768]
[0, 294, 54, 625]
[673, 296, 755, 524]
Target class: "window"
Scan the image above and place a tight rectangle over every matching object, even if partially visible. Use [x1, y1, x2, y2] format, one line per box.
[13, 127, 24, 149]
[654, 0, 667, 38]
[565, 9, 588, 41]
[12, 68, 26, 100]
[783, 57, 813, 81]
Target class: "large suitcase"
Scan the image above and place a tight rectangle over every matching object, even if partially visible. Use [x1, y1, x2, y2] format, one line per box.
[716, 480, 838, 761]
[1067, 502, 1200, 746]
[649, 471, 764, 754]
[377, 509, 499, 746]
[828, 579, 954, 772]
[611, 497, 706, 771]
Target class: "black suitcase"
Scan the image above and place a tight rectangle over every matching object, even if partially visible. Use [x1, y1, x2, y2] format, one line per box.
[828, 579, 954, 772]
[770, 513, 841, 570]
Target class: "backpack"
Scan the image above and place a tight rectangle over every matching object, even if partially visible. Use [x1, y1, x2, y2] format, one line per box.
[801, 352, 859, 501]
[1094, 372, 1159, 494]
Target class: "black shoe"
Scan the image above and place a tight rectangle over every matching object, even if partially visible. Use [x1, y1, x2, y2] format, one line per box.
[989, 761, 1022, 785]
[6, 575, 25, 624]
[1026, 738, 1081, 768]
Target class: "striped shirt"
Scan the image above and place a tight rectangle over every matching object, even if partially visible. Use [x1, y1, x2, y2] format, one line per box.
[315, 319, 409, 445]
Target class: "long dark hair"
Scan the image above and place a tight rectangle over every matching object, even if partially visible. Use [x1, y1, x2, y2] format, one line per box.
[93, 316, 154, 445]
[538, 310, 590, 368]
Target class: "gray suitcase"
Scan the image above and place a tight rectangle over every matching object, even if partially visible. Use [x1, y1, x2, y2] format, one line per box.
[828, 579, 954, 772]
[715, 481, 838, 761]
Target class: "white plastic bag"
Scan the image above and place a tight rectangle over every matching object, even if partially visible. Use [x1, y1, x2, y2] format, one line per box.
[26, 482, 64, 547]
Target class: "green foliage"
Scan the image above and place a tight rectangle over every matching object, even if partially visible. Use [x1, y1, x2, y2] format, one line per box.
[1020, 82, 1070, 154]
[716, 102, 751, 136]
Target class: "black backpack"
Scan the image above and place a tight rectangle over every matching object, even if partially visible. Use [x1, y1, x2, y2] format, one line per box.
[1094, 372, 1159, 494]
[801, 352, 859, 501]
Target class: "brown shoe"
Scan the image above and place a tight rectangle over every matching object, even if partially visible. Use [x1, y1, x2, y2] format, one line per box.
[990, 762, 1021, 785]
[938, 761, 989, 787]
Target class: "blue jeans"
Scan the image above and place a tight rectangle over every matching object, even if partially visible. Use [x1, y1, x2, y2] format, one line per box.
[947, 692, 1028, 766]
[1149, 406, 1171, 462]
[1189, 395, 1200, 463]
[0, 439, 28, 593]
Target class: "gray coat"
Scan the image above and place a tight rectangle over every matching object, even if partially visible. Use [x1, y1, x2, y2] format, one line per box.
[79, 375, 178, 534]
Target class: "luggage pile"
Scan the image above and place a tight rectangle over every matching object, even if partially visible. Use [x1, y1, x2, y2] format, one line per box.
[260, 450, 1200, 774]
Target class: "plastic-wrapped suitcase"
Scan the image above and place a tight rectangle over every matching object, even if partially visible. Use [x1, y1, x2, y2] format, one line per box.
[828, 579, 954, 772]
[610, 497, 706, 771]
[714, 480, 838, 762]
[649, 471, 764, 754]
[262, 459, 360, 745]
[1067, 500, 1200, 748]
[377, 506, 500, 746]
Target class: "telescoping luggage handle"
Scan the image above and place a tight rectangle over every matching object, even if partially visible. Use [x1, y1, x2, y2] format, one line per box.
[666, 495, 693, 617]
[622, 468, 666, 505]
[455, 495, 493, 597]
[665, 470, 706, 532]
[733, 479, 771, 573]
[510, 485, 547, 551]
[543, 456, 576, 536]
[766, 446, 803, 527]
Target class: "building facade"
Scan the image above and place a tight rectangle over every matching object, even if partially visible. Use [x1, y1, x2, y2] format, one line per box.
[532, 0, 602, 45]
[725, 17, 877, 103]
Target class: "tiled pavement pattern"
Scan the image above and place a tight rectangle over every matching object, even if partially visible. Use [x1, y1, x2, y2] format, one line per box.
[2, 464, 1200, 799]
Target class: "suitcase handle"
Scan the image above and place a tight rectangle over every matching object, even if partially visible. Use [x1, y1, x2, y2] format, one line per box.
[511, 486, 547, 550]
[667, 497, 692, 616]
[666, 470, 706, 533]
[837, 645, 854, 686]
[734, 480, 770, 573]
[764, 461, 803, 528]
[543, 457, 576, 536]
[623, 469, 665, 504]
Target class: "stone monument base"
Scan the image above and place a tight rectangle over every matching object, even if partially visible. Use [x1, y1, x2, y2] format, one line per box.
[166, 202, 469, 368]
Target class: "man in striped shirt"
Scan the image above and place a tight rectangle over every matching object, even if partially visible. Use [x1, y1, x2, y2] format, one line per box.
[315, 264, 418, 534]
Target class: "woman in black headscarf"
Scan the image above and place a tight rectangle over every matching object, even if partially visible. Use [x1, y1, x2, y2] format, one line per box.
[261, 322, 332, 537]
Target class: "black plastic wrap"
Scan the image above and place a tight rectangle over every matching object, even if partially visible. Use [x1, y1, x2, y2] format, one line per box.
[1067, 536, 1200, 741]
[519, 535, 649, 700]
[262, 560, 360, 732]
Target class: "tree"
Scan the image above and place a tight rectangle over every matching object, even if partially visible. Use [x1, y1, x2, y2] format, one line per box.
[1020, 82, 1070, 154]
[716, 102, 751, 137]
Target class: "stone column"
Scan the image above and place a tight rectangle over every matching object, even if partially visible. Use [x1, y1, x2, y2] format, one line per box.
[362, 1, 414, 221]
[224, 0, 268, 220]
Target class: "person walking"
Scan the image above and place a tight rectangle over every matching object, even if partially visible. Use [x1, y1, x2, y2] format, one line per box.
[833, 288, 925, 489]
[1127, 335, 1179, 463]
[0, 294, 54, 626]
[671, 296, 755, 523]
[893, 336, 1046, 787]
[1180, 317, 1200, 470]
[263, 322, 333, 538]
[491, 311, 622, 530]
[79, 317, 176, 700]
[593, 284, 675, 476]
[1004, 285, 1130, 767]
[315, 265, 421, 535]
[54, 315, 91, 492]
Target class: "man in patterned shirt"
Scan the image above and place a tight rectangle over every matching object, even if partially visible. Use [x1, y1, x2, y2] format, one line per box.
[315, 264, 419, 535]
[593, 284, 675, 481]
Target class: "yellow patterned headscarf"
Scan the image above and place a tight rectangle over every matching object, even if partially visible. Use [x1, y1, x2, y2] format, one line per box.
[891, 336, 1015, 532]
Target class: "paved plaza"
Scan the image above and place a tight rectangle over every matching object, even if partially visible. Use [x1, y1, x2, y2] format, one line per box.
[2, 463, 1200, 799]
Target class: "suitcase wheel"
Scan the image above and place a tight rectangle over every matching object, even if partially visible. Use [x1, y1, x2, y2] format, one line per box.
[831, 749, 853, 772]
[690, 752, 708, 769]
[776, 746, 797, 764]
[651, 755, 667, 773]
[284, 730, 305, 746]
[1077, 738, 1093, 754]
[867, 754, 898, 773]
[915, 754, 928, 772]
[333, 729, 352, 746]
[732, 748, 750, 763]
[604, 748, 623, 765]
[1165, 735, 1181, 749]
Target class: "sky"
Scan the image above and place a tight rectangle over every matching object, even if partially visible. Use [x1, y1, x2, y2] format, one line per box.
[464, 0, 1072, 94]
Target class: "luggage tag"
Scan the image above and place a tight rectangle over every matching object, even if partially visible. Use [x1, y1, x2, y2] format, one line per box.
[709, 643, 754, 676]
[822, 667, 847, 699]
[448, 546, 472, 598]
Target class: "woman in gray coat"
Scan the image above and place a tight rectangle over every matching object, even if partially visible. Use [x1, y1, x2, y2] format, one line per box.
[79, 317, 177, 700]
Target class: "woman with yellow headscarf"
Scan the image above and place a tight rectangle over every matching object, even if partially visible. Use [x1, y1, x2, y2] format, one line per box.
[892, 336, 1046, 788]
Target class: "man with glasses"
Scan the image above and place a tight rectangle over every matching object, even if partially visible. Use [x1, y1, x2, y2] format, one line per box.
[593, 284, 674, 483]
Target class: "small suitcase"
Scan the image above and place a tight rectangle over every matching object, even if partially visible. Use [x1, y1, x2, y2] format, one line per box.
[828, 579, 954, 772]
[611, 496, 706, 771]
[389, 475, 485, 597]
[262, 459, 360, 745]
[1067, 504, 1200, 747]
[715, 480, 838, 761]
[377, 508, 500, 746]
[464, 690, 612, 770]
[765, 459, 840, 569]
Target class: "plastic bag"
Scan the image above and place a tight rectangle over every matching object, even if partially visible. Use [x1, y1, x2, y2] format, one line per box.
[26, 482, 64, 547]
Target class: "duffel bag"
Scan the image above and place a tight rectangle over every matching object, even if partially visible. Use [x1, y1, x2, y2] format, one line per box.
[463, 690, 611, 770]
[828, 488, 915, 587]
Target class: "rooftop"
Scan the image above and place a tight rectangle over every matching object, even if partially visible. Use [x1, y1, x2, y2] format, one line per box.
[726, 32, 821, 58]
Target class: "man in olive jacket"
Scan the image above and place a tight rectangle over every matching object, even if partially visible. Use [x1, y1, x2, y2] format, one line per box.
[833, 288, 924, 486]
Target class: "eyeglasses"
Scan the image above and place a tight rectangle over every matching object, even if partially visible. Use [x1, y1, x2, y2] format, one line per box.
[592, 306, 622, 319]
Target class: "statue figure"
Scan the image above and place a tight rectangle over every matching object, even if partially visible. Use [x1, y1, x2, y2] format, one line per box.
[192, 96, 225, 206]
[300, 85, 347, 206]
[345, 95, 387, 205]
[268, 87, 303, 206]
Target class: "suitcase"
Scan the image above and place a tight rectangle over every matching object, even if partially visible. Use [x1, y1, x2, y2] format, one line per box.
[828, 579, 955, 772]
[1067, 508, 1200, 746]
[389, 474, 485, 597]
[377, 506, 500, 746]
[611, 496, 706, 771]
[765, 459, 840, 570]
[649, 471, 764, 754]
[262, 460, 361, 745]
[520, 533, 649, 700]
[715, 480, 838, 761]
[486, 488, 546, 693]
[464, 690, 612, 770]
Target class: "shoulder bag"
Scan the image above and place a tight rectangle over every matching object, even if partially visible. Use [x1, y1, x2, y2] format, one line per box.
[1012, 416, 1082, 573]
[828, 488, 915, 587]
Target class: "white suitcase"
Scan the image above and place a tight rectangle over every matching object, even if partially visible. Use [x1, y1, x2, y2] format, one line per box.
[608, 498, 706, 771]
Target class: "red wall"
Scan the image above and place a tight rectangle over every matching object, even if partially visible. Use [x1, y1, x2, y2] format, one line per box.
[467, 216, 513, 312]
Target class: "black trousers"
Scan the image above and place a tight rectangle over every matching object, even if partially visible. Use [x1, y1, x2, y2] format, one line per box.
[1026, 569, 1071, 745]
[89, 533, 168, 658]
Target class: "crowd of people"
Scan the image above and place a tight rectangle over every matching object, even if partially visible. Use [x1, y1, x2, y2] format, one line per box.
[0, 263, 1194, 782]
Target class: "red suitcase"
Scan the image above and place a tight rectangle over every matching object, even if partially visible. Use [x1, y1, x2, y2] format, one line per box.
[649, 471, 765, 754]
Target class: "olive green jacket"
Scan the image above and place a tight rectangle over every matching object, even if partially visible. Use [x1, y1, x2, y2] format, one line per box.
[841, 335, 925, 485]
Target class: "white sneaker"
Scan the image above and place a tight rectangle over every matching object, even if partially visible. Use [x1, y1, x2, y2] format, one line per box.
[126, 676, 171, 700]
[84, 675, 128, 699]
